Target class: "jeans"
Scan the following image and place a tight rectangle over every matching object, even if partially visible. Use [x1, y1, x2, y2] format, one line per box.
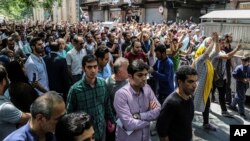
[231, 86, 247, 114]
[213, 80, 227, 112]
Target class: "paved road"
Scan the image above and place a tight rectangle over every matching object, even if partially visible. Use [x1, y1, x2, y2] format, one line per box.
[151, 102, 250, 141]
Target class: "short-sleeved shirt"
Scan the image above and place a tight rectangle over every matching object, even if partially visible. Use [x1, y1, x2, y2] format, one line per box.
[156, 92, 194, 141]
[4, 122, 55, 141]
[0, 95, 22, 140]
[66, 48, 87, 75]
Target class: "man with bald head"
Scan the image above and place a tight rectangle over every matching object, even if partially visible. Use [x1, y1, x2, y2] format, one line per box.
[66, 35, 87, 84]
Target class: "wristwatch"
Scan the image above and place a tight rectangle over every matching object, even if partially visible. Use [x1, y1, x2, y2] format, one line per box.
[133, 113, 141, 119]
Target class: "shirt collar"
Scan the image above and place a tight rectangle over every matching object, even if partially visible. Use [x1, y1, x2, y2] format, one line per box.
[128, 83, 144, 96]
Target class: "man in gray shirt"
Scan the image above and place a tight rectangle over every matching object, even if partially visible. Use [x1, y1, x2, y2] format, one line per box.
[0, 65, 30, 140]
[105, 57, 129, 141]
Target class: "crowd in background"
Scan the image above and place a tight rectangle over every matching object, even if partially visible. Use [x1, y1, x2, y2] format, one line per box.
[0, 19, 250, 141]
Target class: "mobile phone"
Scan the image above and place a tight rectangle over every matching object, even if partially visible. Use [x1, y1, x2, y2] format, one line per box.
[33, 73, 36, 82]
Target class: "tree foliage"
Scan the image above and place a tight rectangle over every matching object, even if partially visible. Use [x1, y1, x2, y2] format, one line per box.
[0, 0, 62, 20]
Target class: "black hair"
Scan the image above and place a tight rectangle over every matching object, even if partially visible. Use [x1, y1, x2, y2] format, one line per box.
[30, 37, 42, 47]
[55, 112, 93, 141]
[95, 47, 109, 59]
[176, 65, 197, 83]
[131, 40, 140, 48]
[50, 42, 60, 52]
[154, 44, 166, 53]
[82, 55, 97, 67]
[127, 59, 149, 76]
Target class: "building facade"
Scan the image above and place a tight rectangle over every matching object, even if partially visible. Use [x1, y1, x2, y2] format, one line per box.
[33, 0, 79, 23]
[33, 0, 250, 23]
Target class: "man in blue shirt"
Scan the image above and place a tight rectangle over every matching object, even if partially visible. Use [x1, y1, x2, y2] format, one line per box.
[4, 91, 66, 141]
[95, 47, 112, 79]
[149, 45, 175, 104]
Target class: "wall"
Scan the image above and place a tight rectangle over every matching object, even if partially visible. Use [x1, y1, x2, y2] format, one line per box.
[178, 8, 200, 23]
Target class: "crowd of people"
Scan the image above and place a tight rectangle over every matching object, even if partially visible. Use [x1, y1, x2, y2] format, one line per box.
[0, 19, 250, 141]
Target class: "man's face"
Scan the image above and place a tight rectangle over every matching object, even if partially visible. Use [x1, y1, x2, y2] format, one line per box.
[83, 61, 98, 80]
[74, 126, 95, 141]
[33, 40, 44, 54]
[77, 38, 84, 49]
[118, 63, 129, 80]
[7, 40, 15, 50]
[133, 42, 141, 54]
[42, 102, 66, 133]
[58, 40, 66, 50]
[219, 41, 225, 50]
[179, 75, 198, 96]
[95, 35, 102, 44]
[129, 69, 148, 88]
[126, 33, 131, 41]
[86, 35, 92, 42]
[154, 38, 161, 47]
[98, 53, 109, 68]
[155, 51, 164, 60]
[109, 33, 115, 42]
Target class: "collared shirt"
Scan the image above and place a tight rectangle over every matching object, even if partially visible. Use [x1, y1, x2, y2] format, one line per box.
[97, 63, 112, 80]
[66, 77, 115, 140]
[0, 95, 22, 140]
[113, 83, 161, 141]
[3, 122, 55, 141]
[24, 53, 49, 95]
[66, 47, 87, 75]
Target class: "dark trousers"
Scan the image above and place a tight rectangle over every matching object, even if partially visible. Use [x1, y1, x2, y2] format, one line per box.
[203, 97, 211, 125]
[212, 80, 228, 112]
[231, 86, 247, 114]
[225, 75, 232, 104]
[106, 129, 115, 141]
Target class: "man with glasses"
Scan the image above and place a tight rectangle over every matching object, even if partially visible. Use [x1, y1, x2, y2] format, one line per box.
[4, 91, 66, 141]
[66, 35, 87, 84]
[55, 112, 95, 141]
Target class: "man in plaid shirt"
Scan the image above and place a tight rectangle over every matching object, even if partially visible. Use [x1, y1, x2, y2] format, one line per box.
[66, 55, 115, 141]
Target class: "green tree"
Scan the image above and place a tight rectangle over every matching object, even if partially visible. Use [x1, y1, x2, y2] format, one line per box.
[0, 0, 61, 20]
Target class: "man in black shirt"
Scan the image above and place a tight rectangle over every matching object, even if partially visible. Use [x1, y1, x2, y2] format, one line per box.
[223, 34, 233, 104]
[156, 66, 198, 141]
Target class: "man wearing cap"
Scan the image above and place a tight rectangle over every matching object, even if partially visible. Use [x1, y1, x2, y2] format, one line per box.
[230, 54, 250, 119]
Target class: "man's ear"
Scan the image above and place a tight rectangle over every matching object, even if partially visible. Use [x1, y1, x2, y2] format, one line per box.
[35, 113, 46, 122]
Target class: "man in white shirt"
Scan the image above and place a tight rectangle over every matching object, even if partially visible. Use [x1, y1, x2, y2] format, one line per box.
[66, 35, 87, 84]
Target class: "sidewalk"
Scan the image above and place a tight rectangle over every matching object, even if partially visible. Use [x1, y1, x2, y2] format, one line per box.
[151, 102, 250, 141]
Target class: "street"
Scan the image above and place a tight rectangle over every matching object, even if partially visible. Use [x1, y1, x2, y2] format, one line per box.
[151, 102, 250, 141]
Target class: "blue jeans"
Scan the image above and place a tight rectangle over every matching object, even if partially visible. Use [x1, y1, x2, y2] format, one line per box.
[231, 86, 247, 114]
